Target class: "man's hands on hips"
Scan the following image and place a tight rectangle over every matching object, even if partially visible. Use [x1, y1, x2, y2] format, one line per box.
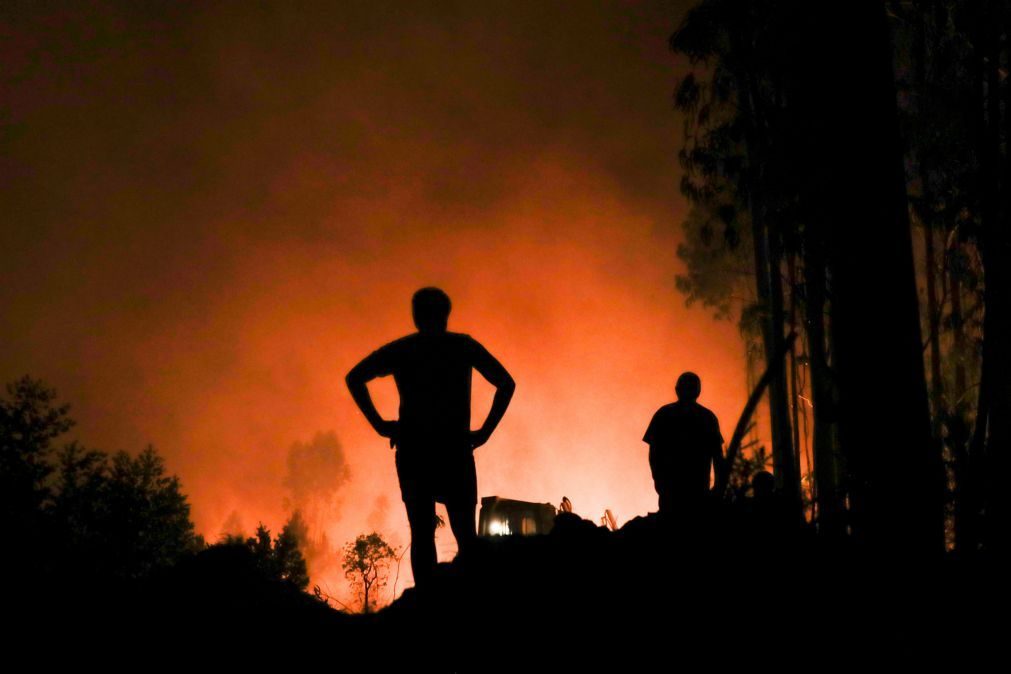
[376, 419, 399, 448]
[470, 427, 491, 449]
[377, 422, 493, 450]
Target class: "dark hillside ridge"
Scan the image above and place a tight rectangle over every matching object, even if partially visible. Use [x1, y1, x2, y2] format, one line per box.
[30, 505, 996, 668]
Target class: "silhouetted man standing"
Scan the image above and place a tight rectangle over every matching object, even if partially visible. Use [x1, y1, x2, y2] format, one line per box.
[346, 287, 515, 588]
[643, 372, 726, 514]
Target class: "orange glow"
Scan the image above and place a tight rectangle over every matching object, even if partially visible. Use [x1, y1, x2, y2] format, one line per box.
[0, 1, 754, 606]
[108, 157, 745, 600]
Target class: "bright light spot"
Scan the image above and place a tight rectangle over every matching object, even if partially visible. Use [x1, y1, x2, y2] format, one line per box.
[489, 519, 511, 536]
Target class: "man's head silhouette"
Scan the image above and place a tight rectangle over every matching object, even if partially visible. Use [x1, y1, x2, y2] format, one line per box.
[412, 287, 451, 333]
[675, 371, 701, 402]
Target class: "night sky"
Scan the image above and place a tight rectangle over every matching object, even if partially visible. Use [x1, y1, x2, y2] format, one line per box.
[1, 1, 747, 597]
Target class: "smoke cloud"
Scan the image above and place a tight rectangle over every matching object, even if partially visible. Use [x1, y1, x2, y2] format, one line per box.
[2, 1, 749, 598]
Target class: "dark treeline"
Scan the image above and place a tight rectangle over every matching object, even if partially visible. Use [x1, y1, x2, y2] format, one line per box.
[0, 375, 328, 639]
[672, 0, 1009, 560]
[0, 375, 200, 582]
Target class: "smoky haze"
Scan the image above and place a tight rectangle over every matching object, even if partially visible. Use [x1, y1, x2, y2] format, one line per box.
[2, 1, 746, 595]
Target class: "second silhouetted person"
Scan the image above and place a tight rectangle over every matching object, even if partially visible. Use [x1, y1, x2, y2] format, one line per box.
[643, 371, 726, 514]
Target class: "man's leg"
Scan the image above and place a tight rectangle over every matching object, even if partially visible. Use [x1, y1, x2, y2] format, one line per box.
[404, 497, 437, 588]
[445, 499, 477, 556]
[442, 451, 478, 556]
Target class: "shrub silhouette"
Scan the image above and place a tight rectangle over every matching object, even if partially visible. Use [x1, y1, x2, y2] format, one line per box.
[342, 532, 397, 613]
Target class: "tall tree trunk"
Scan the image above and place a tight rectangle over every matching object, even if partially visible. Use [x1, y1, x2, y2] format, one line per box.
[750, 196, 800, 512]
[959, 1, 994, 558]
[788, 255, 806, 516]
[949, 270, 967, 399]
[912, 13, 949, 552]
[923, 222, 944, 427]
[983, 5, 1011, 556]
[734, 23, 801, 514]
[802, 229, 844, 538]
[947, 252, 973, 554]
[794, 2, 944, 557]
[967, 1, 1011, 558]
[914, 0, 945, 434]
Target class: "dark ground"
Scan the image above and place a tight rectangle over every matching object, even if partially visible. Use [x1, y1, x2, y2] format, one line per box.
[11, 505, 1003, 670]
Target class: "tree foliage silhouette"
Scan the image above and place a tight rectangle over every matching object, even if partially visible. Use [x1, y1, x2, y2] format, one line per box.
[671, 0, 801, 516]
[1, 376, 201, 580]
[225, 512, 311, 590]
[49, 443, 202, 579]
[342, 532, 397, 614]
[0, 376, 73, 528]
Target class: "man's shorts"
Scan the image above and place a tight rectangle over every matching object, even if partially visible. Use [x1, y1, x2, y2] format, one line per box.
[395, 446, 477, 506]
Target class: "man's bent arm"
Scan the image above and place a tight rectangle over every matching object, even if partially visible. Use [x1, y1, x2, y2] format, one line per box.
[471, 342, 515, 447]
[345, 354, 395, 439]
[477, 374, 515, 443]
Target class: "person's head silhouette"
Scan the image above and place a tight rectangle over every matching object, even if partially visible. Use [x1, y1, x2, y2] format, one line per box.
[675, 371, 701, 402]
[412, 287, 451, 333]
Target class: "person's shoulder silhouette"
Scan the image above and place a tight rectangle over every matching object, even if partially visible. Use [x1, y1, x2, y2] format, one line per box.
[352, 324, 511, 455]
[643, 399, 721, 445]
[361, 330, 495, 378]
